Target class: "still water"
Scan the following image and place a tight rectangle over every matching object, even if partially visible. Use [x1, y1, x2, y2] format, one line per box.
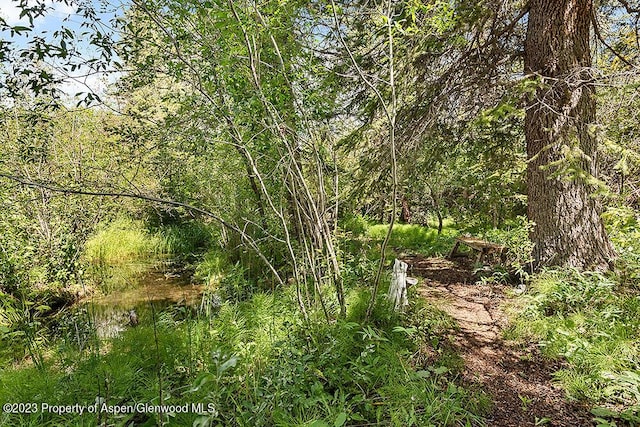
[82, 270, 204, 338]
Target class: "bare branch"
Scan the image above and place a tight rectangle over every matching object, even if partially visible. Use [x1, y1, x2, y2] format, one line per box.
[618, 0, 640, 13]
[592, 8, 637, 69]
[0, 172, 285, 286]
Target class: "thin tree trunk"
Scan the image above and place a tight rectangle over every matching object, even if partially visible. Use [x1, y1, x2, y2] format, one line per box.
[239, 150, 268, 231]
[400, 195, 411, 223]
[525, 0, 615, 270]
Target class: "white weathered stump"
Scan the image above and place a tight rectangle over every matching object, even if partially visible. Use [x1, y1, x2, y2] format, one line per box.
[388, 259, 409, 311]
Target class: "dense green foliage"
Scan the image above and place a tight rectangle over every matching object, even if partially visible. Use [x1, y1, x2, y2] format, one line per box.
[505, 217, 640, 424]
[1, 0, 640, 425]
[508, 271, 640, 403]
[0, 248, 489, 426]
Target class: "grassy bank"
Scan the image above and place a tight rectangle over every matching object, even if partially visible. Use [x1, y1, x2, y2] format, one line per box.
[85, 216, 214, 267]
[0, 216, 490, 426]
[84, 216, 214, 293]
[0, 216, 213, 367]
[0, 286, 489, 426]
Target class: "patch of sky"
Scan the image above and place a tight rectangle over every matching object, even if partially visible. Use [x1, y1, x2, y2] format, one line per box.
[1, 0, 126, 103]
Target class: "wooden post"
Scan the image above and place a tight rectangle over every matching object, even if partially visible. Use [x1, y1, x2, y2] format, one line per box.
[447, 240, 461, 259]
[388, 259, 409, 311]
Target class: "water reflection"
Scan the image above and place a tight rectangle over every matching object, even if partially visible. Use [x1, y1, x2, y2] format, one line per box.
[83, 270, 203, 339]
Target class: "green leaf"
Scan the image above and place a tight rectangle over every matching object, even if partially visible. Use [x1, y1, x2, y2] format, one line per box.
[416, 370, 430, 378]
[334, 412, 347, 427]
[217, 354, 238, 375]
[433, 366, 448, 375]
[188, 373, 213, 392]
[11, 26, 32, 34]
[590, 407, 618, 418]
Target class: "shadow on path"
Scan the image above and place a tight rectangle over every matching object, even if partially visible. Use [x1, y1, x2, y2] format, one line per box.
[403, 255, 592, 427]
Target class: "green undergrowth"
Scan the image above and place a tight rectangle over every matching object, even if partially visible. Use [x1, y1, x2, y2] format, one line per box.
[85, 217, 164, 265]
[340, 215, 458, 258]
[153, 221, 214, 260]
[506, 269, 640, 423]
[505, 207, 640, 425]
[0, 286, 489, 426]
[604, 206, 640, 287]
[85, 217, 213, 266]
[480, 217, 534, 266]
[84, 217, 213, 293]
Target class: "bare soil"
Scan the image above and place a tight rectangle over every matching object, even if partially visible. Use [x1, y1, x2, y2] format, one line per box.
[402, 255, 593, 427]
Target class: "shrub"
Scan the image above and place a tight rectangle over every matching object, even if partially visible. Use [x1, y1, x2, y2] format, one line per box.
[507, 269, 640, 409]
[339, 214, 371, 237]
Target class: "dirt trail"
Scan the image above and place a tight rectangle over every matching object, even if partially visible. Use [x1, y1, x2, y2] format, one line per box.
[402, 255, 592, 427]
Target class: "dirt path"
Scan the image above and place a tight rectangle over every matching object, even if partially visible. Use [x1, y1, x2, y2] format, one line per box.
[402, 255, 592, 427]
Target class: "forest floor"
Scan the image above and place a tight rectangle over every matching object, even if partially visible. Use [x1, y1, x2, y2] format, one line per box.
[402, 255, 593, 427]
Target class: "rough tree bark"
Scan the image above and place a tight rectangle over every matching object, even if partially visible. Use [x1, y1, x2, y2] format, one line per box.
[524, 0, 616, 270]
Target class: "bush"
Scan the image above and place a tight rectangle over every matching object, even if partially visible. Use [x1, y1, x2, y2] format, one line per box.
[507, 269, 640, 409]
[482, 216, 534, 269]
[339, 214, 371, 237]
[603, 206, 640, 286]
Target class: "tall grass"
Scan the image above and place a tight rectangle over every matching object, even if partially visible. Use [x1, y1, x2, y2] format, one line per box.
[154, 221, 213, 258]
[85, 217, 214, 266]
[340, 214, 458, 258]
[83, 217, 215, 293]
[84, 217, 163, 265]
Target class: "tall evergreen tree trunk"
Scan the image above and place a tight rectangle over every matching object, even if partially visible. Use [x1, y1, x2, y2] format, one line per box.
[525, 0, 615, 270]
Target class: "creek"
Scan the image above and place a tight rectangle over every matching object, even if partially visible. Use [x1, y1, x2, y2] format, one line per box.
[80, 269, 204, 338]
